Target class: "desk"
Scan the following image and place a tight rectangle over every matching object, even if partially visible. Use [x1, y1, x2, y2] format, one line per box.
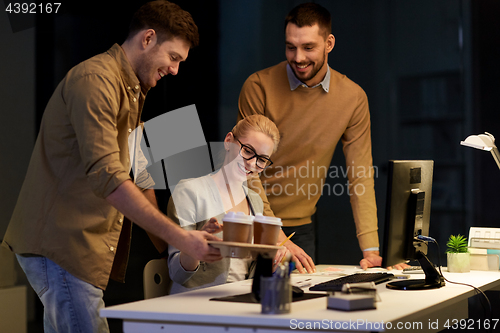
[101, 266, 500, 332]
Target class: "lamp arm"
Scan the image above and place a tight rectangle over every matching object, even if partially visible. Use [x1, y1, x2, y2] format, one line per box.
[490, 147, 500, 170]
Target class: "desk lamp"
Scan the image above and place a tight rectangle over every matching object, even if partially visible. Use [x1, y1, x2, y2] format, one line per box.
[460, 132, 500, 170]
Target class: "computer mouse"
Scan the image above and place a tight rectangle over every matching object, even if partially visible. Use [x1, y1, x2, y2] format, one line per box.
[292, 285, 304, 298]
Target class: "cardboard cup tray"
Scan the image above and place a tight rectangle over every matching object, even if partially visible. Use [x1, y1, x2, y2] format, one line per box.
[208, 241, 283, 258]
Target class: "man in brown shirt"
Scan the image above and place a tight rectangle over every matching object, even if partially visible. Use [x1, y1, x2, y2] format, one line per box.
[1, 1, 221, 332]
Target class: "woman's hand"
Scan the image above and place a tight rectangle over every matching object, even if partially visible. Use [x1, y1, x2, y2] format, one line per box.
[201, 217, 223, 234]
[285, 240, 316, 274]
[272, 247, 291, 272]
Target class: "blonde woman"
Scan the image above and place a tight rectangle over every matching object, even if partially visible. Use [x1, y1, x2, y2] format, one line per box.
[167, 114, 285, 294]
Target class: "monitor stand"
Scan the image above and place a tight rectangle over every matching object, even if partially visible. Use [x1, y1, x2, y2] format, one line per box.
[386, 251, 445, 290]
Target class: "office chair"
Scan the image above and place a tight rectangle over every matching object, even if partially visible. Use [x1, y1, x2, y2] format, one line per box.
[143, 258, 172, 299]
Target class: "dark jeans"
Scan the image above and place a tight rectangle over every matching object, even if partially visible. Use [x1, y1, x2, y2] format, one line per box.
[282, 222, 316, 263]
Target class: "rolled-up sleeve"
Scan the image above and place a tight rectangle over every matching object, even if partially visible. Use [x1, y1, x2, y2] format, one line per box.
[135, 169, 155, 191]
[134, 144, 156, 191]
[64, 73, 130, 198]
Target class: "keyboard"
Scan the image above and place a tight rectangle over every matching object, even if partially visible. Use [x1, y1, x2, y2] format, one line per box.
[309, 273, 395, 292]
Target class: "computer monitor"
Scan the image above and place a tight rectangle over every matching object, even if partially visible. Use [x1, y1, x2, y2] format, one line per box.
[382, 160, 445, 290]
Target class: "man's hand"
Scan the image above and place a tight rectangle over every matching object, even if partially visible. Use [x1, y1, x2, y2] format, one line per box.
[180, 230, 223, 263]
[359, 250, 382, 270]
[390, 261, 411, 270]
[285, 240, 316, 274]
[359, 250, 410, 270]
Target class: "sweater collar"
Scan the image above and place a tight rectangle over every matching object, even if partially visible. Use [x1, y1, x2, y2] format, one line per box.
[286, 63, 330, 92]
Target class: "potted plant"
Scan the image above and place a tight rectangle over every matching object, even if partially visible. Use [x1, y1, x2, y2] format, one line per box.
[446, 234, 470, 273]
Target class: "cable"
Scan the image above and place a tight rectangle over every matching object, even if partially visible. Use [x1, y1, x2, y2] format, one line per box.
[424, 237, 493, 332]
[416, 235, 435, 242]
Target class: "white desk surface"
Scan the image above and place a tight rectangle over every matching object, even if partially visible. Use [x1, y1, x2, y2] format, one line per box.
[101, 265, 500, 332]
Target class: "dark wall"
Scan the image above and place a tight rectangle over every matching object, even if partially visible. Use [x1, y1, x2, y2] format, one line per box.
[34, 0, 500, 278]
[5, 1, 500, 331]
[35, 0, 219, 139]
[472, 0, 500, 227]
[217, 0, 500, 269]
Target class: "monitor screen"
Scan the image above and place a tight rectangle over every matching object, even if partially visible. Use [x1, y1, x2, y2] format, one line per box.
[382, 160, 434, 267]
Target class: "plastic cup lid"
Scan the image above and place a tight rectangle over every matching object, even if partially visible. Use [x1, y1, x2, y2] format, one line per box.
[222, 211, 254, 225]
[253, 213, 282, 226]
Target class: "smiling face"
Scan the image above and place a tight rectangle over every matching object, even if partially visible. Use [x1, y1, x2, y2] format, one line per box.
[224, 130, 275, 182]
[135, 33, 190, 89]
[285, 23, 334, 87]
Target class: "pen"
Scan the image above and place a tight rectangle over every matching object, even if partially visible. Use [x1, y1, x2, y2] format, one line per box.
[278, 232, 295, 264]
[279, 232, 295, 247]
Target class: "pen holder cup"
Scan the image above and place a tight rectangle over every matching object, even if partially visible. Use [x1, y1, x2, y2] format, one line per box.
[260, 276, 291, 314]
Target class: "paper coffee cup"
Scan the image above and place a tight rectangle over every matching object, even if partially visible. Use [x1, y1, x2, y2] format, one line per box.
[253, 213, 282, 245]
[222, 212, 253, 243]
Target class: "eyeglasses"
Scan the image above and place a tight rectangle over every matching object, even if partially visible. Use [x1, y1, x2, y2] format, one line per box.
[233, 136, 273, 170]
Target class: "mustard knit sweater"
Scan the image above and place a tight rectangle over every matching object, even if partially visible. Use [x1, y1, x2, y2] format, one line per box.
[237, 61, 379, 250]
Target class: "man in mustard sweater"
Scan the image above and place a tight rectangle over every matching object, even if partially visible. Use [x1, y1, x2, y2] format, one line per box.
[238, 3, 398, 273]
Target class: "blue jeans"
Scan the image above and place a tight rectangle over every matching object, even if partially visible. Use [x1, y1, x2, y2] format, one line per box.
[16, 254, 109, 333]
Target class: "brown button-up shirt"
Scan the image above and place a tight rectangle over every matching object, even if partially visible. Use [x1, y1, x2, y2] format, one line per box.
[2, 44, 154, 289]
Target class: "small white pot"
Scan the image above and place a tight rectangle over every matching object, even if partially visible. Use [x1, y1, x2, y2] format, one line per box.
[447, 252, 471, 273]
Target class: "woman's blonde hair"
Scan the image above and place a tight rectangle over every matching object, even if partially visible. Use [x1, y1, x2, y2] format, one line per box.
[231, 115, 280, 153]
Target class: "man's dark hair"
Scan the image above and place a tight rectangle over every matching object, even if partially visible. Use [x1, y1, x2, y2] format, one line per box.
[128, 0, 199, 47]
[285, 3, 331, 39]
